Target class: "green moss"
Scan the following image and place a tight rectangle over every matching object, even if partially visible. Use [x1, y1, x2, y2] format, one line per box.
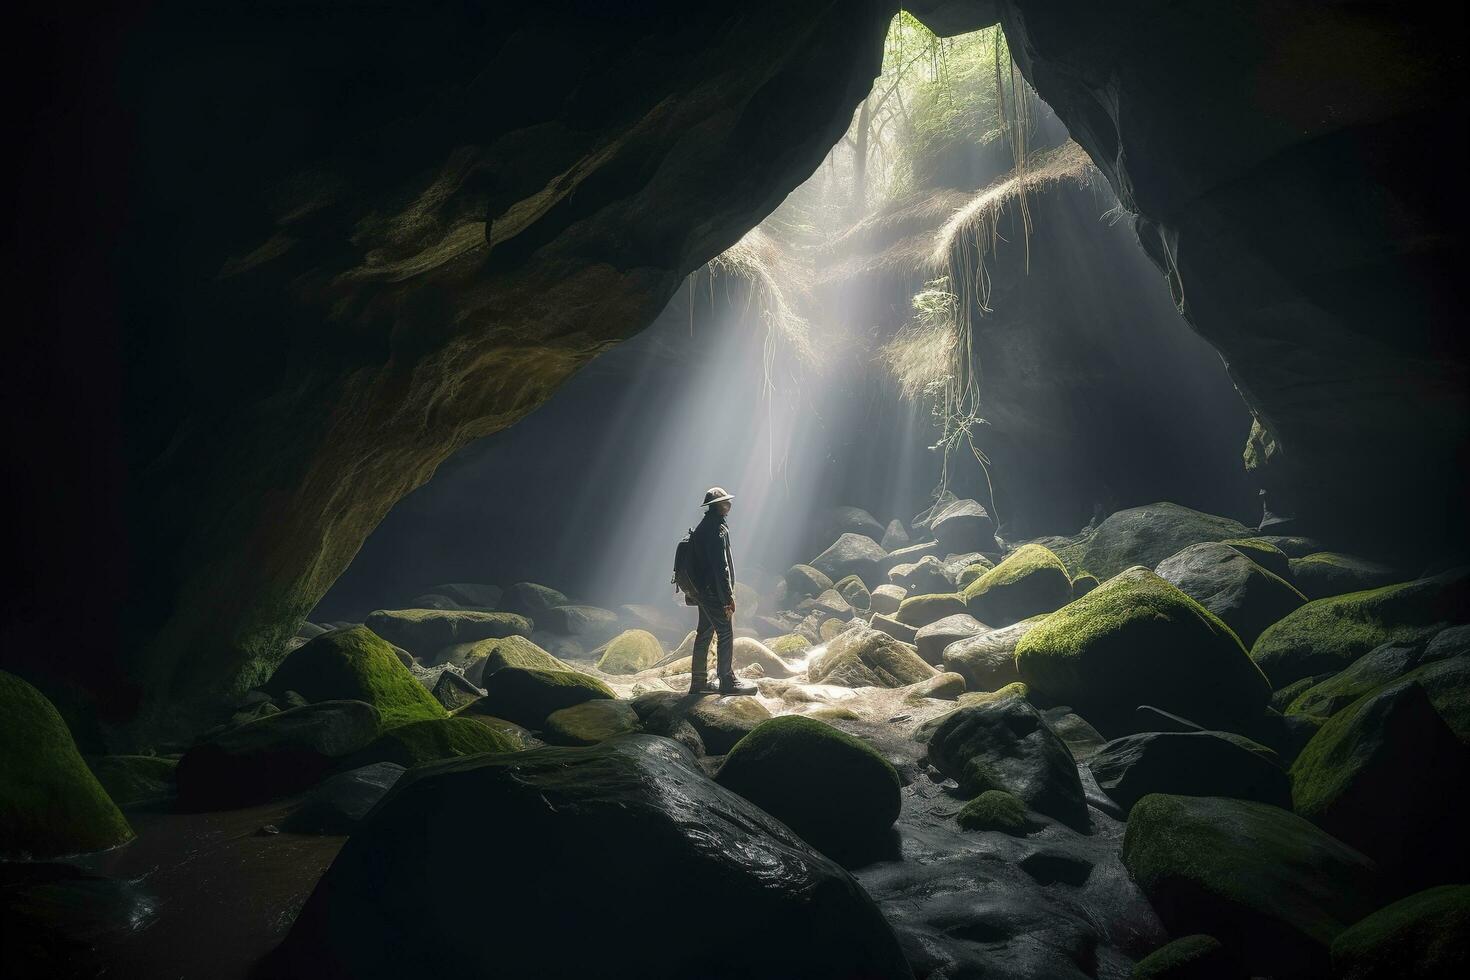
[473, 667, 615, 729]
[1330, 885, 1470, 980]
[469, 635, 566, 677]
[1070, 572, 1100, 596]
[596, 629, 663, 675]
[1015, 568, 1268, 727]
[89, 755, 178, 808]
[266, 626, 447, 729]
[347, 716, 518, 769]
[819, 617, 846, 641]
[1221, 537, 1292, 579]
[896, 592, 967, 627]
[769, 633, 812, 656]
[1131, 935, 1228, 980]
[542, 700, 642, 746]
[957, 680, 1030, 707]
[957, 563, 990, 588]
[716, 715, 900, 852]
[1290, 553, 1404, 600]
[1250, 569, 1468, 686]
[956, 789, 1030, 834]
[1, 671, 134, 857]
[1272, 675, 1320, 713]
[960, 544, 1072, 626]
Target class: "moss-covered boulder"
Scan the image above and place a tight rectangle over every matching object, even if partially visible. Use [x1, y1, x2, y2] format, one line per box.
[1, 672, 134, 857]
[177, 700, 383, 809]
[1250, 568, 1469, 686]
[1289, 680, 1470, 891]
[88, 755, 178, 808]
[1123, 794, 1381, 978]
[1393, 654, 1470, 742]
[914, 613, 987, 666]
[1091, 730, 1289, 811]
[1271, 675, 1323, 713]
[819, 617, 846, 642]
[471, 667, 614, 730]
[639, 692, 773, 756]
[344, 716, 518, 770]
[498, 581, 569, 617]
[895, 592, 967, 628]
[456, 635, 567, 685]
[1054, 503, 1251, 580]
[955, 789, 1032, 835]
[266, 626, 448, 729]
[1285, 642, 1428, 718]
[716, 716, 900, 855]
[542, 699, 643, 746]
[1070, 572, 1100, 597]
[869, 584, 907, 615]
[1130, 935, 1236, 980]
[1015, 568, 1269, 729]
[809, 626, 937, 688]
[960, 544, 1072, 627]
[1220, 537, 1292, 579]
[926, 691, 1087, 828]
[941, 616, 1045, 691]
[1154, 542, 1307, 647]
[430, 670, 483, 712]
[596, 629, 663, 675]
[364, 608, 532, 655]
[769, 633, 811, 657]
[1289, 553, 1404, 600]
[1330, 884, 1470, 980]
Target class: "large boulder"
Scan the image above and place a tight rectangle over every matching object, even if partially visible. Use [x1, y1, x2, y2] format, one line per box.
[659, 635, 797, 679]
[811, 532, 887, 585]
[798, 588, 853, 619]
[176, 700, 382, 809]
[1392, 654, 1470, 741]
[641, 693, 773, 755]
[809, 626, 937, 689]
[869, 583, 907, 615]
[269, 737, 911, 979]
[1054, 503, 1251, 580]
[1090, 729, 1290, 811]
[925, 692, 1088, 829]
[452, 635, 567, 685]
[542, 699, 643, 746]
[1122, 794, 1382, 979]
[537, 604, 621, 642]
[888, 555, 954, 595]
[941, 616, 1046, 691]
[265, 626, 447, 729]
[914, 613, 988, 666]
[345, 716, 520, 769]
[960, 544, 1072, 627]
[716, 716, 901, 856]
[880, 539, 944, 574]
[596, 629, 663, 675]
[430, 670, 484, 712]
[833, 574, 871, 610]
[895, 592, 967, 628]
[1154, 542, 1307, 647]
[363, 609, 532, 656]
[1, 671, 134, 858]
[471, 667, 614, 730]
[1219, 536, 1293, 579]
[784, 564, 834, 600]
[430, 582, 502, 609]
[1015, 568, 1270, 730]
[498, 581, 570, 618]
[1250, 568, 1470, 686]
[1289, 553, 1404, 600]
[930, 498, 998, 554]
[1330, 884, 1470, 980]
[1284, 640, 1437, 718]
[1289, 680, 1470, 891]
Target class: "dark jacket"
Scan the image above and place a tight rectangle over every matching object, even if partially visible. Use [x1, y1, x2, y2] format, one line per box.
[691, 509, 735, 605]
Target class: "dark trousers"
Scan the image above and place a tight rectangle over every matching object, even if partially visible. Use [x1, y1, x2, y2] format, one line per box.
[691, 596, 734, 682]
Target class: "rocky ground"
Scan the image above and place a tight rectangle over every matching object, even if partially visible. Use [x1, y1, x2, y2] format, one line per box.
[3, 498, 1468, 978]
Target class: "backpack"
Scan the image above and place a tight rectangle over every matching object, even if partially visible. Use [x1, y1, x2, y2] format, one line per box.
[672, 527, 700, 605]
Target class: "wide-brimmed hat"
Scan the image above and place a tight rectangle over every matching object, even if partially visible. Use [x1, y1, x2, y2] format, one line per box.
[702, 486, 734, 507]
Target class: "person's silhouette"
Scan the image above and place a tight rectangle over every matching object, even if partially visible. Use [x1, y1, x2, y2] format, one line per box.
[688, 487, 757, 696]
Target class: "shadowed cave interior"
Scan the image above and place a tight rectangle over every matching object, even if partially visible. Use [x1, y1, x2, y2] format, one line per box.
[3, 3, 1468, 979]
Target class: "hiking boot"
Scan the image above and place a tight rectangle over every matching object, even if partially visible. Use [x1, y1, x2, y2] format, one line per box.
[718, 676, 759, 697]
[688, 676, 718, 695]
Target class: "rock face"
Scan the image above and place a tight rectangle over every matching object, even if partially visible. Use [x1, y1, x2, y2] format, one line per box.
[271, 736, 911, 978]
[265, 626, 447, 729]
[809, 626, 937, 689]
[1090, 729, 1290, 811]
[925, 693, 1088, 828]
[960, 544, 1072, 627]
[1015, 567, 1270, 729]
[1, 671, 134, 858]
[715, 716, 901, 856]
[1154, 541, 1307, 647]
[1122, 794, 1381, 979]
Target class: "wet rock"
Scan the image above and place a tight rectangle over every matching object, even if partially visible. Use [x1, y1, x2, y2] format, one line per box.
[498, 581, 570, 618]
[0, 863, 159, 976]
[869, 583, 907, 615]
[812, 532, 887, 585]
[87, 754, 178, 808]
[931, 498, 998, 554]
[640, 692, 773, 755]
[834, 573, 871, 610]
[869, 613, 919, 644]
[1131, 935, 1236, 980]
[270, 736, 910, 979]
[1019, 846, 1094, 886]
[471, 666, 614, 729]
[595, 629, 663, 675]
[345, 716, 519, 769]
[915, 613, 988, 666]
[658, 635, 797, 679]
[888, 554, 954, 594]
[1250, 567, 1469, 686]
[1289, 553, 1404, 600]
[1123, 794, 1381, 979]
[459, 714, 540, 751]
[176, 700, 381, 809]
[0, 671, 134, 858]
[1289, 680, 1470, 892]
[716, 715, 901, 856]
[283, 762, 405, 834]
[1155, 542, 1307, 647]
[1329, 884, 1470, 980]
[961, 544, 1073, 627]
[1016, 568, 1269, 731]
[266, 625, 447, 728]
[1055, 503, 1250, 581]
[925, 693, 1087, 829]
[955, 789, 1032, 835]
[542, 699, 642, 746]
[810, 626, 937, 689]
[430, 669, 483, 712]
[784, 563, 834, 600]
[1090, 730, 1290, 812]
[363, 609, 532, 656]
[880, 519, 910, 551]
[941, 616, 1045, 692]
[895, 592, 967, 628]
[430, 582, 502, 609]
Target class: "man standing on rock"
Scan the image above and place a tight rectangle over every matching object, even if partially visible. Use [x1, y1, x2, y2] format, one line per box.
[690, 487, 757, 696]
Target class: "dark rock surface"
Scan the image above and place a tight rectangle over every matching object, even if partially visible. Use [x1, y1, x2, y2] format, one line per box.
[282, 762, 405, 835]
[1154, 541, 1307, 647]
[1090, 729, 1290, 812]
